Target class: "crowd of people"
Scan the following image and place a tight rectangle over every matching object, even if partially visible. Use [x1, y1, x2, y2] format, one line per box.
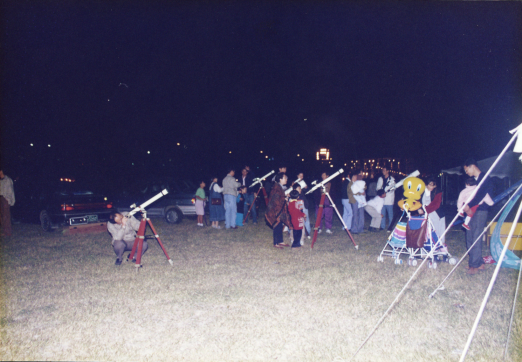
[0, 159, 494, 275]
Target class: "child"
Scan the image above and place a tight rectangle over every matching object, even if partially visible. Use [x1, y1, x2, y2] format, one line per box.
[288, 190, 306, 248]
[457, 177, 494, 230]
[236, 186, 247, 227]
[293, 183, 311, 242]
[195, 181, 207, 226]
[351, 179, 367, 207]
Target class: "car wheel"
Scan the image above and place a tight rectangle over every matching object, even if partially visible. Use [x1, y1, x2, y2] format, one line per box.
[40, 210, 53, 232]
[165, 208, 183, 224]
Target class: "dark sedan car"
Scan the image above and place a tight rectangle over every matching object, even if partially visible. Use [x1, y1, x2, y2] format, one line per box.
[113, 178, 197, 224]
[12, 178, 114, 231]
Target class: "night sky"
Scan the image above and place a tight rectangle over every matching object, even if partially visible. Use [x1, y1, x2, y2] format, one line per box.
[1, 1, 521, 182]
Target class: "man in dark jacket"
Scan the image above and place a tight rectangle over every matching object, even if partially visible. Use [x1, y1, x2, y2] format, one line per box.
[463, 158, 492, 275]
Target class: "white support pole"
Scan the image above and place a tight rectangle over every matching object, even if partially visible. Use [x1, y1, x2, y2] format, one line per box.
[459, 198, 522, 362]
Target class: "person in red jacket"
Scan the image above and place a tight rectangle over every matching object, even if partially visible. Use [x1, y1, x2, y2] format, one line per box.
[418, 177, 445, 244]
[288, 190, 306, 248]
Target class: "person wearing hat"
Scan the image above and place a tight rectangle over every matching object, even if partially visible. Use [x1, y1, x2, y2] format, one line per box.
[288, 189, 306, 248]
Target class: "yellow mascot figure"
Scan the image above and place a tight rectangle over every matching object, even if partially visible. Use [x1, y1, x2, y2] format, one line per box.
[397, 177, 425, 212]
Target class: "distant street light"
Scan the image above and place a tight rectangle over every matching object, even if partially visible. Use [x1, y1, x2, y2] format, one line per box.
[48, 144, 51, 147]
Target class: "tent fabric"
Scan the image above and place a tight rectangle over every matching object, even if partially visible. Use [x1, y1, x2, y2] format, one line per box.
[490, 187, 521, 270]
[441, 151, 521, 179]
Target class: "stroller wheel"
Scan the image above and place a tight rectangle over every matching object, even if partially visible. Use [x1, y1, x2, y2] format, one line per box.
[432, 261, 437, 269]
[411, 259, 418, 267]
[448, 257, 457, 265]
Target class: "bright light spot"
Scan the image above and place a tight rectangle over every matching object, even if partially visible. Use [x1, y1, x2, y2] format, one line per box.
[147, 151, 150, 154]
[177, 143, 180, 146]
[260, 150, 263, 153]
[104, 197, 108, 201]
[297, 154, 299, 157]
[30, 143, 33, 146]
[302, 159, 304, 161]
[229, 151, 232, 154]
[265, 155, 268, 158]
[330, 165, 334, 167]
[304, 119, 307, 121]
[132, 163, 134, 165]
[48, 144, 51, 147]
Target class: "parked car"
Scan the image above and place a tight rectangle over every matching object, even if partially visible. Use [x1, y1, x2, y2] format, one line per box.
[12, 178, 114, 231]
[113, 178, 196, 224]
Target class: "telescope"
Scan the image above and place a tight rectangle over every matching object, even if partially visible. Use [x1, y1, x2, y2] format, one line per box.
[285, 178, 302, 195]
[306, 168, 344, 195]
[249, 170, 275, 188]
[389, 170, 420, 191]
[128, 189, 169, 217]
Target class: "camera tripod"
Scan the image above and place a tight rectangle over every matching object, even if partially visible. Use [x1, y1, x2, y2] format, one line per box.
[127, 208, 174, 269]
[311, 184, 358, 250]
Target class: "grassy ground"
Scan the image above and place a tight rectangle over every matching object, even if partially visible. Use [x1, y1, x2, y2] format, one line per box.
[0, 212, 521, 361]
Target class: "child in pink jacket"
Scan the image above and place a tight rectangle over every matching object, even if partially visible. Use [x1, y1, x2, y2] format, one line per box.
[457, 178, 494, 230]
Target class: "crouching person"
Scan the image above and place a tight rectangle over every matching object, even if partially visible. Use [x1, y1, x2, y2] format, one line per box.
[364, 189, 386, 232]
[107, 211, 148, 266]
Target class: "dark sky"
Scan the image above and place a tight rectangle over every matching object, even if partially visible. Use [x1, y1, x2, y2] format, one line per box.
[1, 0, 521, 180]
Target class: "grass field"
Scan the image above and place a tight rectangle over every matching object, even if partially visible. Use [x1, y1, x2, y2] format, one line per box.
[1, 212, 521, 361]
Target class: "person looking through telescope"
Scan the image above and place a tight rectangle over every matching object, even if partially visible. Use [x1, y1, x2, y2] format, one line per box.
[107, 211, 148, 266]
[241, 166, 257, 224]
[315, 172, 334, 234]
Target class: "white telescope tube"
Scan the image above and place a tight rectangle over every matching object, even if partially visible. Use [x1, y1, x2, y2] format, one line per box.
[285, 179, 301, 195]
[306, 168, 344, 195]
[128, 189, 169, 217]
[249, 170, 275, 188]
[391, 170, 420, 190]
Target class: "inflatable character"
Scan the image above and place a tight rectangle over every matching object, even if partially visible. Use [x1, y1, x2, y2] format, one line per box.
[398, 177, 425, 211]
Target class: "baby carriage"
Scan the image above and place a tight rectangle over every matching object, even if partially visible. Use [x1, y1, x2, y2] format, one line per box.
[378, 210, 457, 268]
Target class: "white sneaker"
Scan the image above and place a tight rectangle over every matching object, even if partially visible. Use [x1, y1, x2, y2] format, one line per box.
[318, 229, 322, 234]
[326, 229, 332, 234]
[307, 236, 311, 239]
[197, 223, 203, 227]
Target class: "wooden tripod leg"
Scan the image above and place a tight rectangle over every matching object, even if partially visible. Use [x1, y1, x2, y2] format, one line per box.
[128, 218, 147, 262]
[243, 188, 261, 223]
[311, 193, 326, 249]
[147, 218, 174, 265]
[262, 187, 269, 206]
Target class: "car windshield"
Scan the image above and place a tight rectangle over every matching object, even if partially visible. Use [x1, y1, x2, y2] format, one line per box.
[51, 179, 104, 197]
[134, 179, 196, 196]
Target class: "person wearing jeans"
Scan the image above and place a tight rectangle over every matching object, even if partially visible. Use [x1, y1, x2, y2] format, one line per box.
[240, 166, 258, 224]
[341, 175, 353, 231]
[222, 168, 241, 229]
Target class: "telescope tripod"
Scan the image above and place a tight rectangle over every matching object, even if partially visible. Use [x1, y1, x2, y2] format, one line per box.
[243, 181, 269, 224]
[311, 185, 358, 250]
[127, 210, 174, 269]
